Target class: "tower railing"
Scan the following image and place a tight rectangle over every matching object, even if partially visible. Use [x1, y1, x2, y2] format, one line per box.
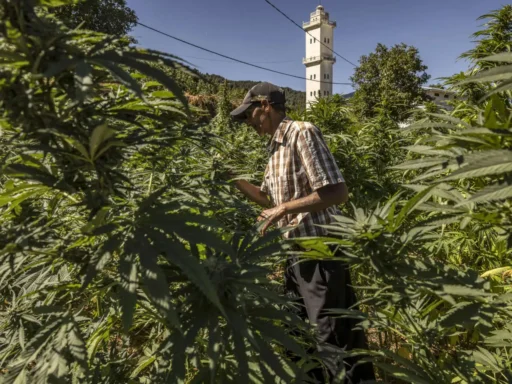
[302, 55, 336, 64]
[303, 17, 336, 29]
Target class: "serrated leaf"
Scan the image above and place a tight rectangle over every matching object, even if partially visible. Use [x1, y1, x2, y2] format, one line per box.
[440, 302, 483, 328]
[148, 229, 225, 316]
[169, 224, 235, 258]
[462, 63, 512, 84]
[402, 145, 456, 157]
[252, 319, 305, 357]
[482, 52, 512, 62]
[89, 58, 145, 99]
[373, 362, 431, 384]
[439, 285, 492, 299]
[33, 305, 65, 315]
[96, 51, 188, 110]
[472, 347, 501, 372]
[89, 124, 115, 160]
[443, 150, 512, 181]
[67, 320, 87, 371]
[391, 157, 449, 170]
[206, 319, 221, 380]
[403, 122, 463, 131]
[151, 90, 175, 99]
[480, 79, 512, 100]
[232, 330, 249, 383]
[457, 181, 512, 206]
[481, 266, 512, 278]
[130, 355, 156, 378]
[254, 334, 294, 381]
[395, 184, 436, 227]
[136, 236, 180, 329]
[119, 255, 138, 332]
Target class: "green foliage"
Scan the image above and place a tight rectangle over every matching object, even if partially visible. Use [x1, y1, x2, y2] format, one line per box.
[444, 7, 512, 106]
[1, 1, 512, 383]
[53, 0, 138, 37]
[460, 5, 512, 73]
[351, 43, 430, 122]
[0, 1, 320, 383]
[310, 50, 512, 384]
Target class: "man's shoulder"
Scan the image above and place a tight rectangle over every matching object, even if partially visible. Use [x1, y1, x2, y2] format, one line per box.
[287, 120, 320, 135]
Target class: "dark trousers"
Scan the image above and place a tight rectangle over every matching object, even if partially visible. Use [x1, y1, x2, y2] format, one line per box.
[284, 248, 376, 383]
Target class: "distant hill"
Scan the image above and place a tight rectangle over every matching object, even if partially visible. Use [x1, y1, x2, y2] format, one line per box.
[203, 74, 306, 111]
[169, 66, 307, 112]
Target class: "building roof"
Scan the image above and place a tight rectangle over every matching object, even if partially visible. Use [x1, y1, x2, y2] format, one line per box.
[423, 87, 454, 94]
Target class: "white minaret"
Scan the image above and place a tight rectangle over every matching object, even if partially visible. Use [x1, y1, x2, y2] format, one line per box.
[303, 4, 336, 108]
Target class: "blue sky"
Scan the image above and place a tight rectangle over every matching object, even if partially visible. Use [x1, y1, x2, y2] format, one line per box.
[127, 0, 506, 95]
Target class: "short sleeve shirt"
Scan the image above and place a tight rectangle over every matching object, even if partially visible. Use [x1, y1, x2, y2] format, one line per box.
[260, 118, 345, 238]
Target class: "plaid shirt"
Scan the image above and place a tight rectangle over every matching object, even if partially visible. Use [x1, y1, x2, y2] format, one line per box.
[260, 118, 345, 239]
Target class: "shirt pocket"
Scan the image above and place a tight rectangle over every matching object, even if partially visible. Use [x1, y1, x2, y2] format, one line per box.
[276, 169, 308, 204]
[275, 175, 292, 205]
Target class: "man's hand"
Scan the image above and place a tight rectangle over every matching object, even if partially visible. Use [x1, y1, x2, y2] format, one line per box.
[257, 205, 287, 235]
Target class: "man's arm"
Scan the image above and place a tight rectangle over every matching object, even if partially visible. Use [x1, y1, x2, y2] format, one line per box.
[257, 182, 348, 234]
[233, 179, 271, 208]
[281, 182, 348, 215]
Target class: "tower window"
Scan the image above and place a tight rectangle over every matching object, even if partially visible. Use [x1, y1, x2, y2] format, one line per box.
[327, 38, 330, 44]
[314, 74, 316, 79]
[324, 38, 326, 43]
[314, 91, 316, 96]
[310, 38, 312, 44]
[314, 38, 316, 43]
[310, 75, 312, 80]
[310, 92, 313, 96]
[327, 74, 329, 79]
[323, 74, 326, 79]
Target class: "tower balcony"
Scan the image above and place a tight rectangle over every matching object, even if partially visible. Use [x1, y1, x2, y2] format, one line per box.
[303, 55, 336, 65]
[303, 17, 336, 31]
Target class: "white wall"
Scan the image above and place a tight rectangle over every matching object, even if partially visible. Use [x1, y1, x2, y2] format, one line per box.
[320, 23, 333, 57]
[305, 28, 321, 59]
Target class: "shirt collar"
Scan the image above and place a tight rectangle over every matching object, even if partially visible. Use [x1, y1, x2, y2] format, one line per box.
[267, 117, 293, 151]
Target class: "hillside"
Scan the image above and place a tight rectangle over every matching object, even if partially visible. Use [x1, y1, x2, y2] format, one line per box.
[205, 74, 306, 111]
[171, 66, 307, 112]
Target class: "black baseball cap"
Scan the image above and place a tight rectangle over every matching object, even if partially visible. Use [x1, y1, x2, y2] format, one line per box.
[230, 82, 286, 120]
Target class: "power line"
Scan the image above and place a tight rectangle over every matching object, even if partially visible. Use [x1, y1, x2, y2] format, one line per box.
[135, 21, 352, 86]
[183, 56, 296, 64]
[263, 0, 358, 68]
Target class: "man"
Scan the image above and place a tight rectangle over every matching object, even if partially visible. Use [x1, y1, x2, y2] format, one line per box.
[229, 82, 375, 383]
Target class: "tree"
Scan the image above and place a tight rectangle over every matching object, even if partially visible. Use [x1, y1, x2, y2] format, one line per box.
[350, 43, 430, 122]
[54, 0, 137, 37]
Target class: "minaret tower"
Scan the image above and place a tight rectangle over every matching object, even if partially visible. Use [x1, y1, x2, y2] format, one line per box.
[303, 4, 336, 107]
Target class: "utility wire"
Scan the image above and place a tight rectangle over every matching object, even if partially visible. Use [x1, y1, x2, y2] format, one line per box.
[135, 21, 352, 85]
[184, 56, 296, 64]
[263, 0, 358, 68]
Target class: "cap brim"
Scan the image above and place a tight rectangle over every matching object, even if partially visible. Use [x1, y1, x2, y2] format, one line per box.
[230, 102, 251, 119]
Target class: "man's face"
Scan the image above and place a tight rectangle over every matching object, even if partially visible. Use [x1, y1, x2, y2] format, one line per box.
[244, 101, 271, 136]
